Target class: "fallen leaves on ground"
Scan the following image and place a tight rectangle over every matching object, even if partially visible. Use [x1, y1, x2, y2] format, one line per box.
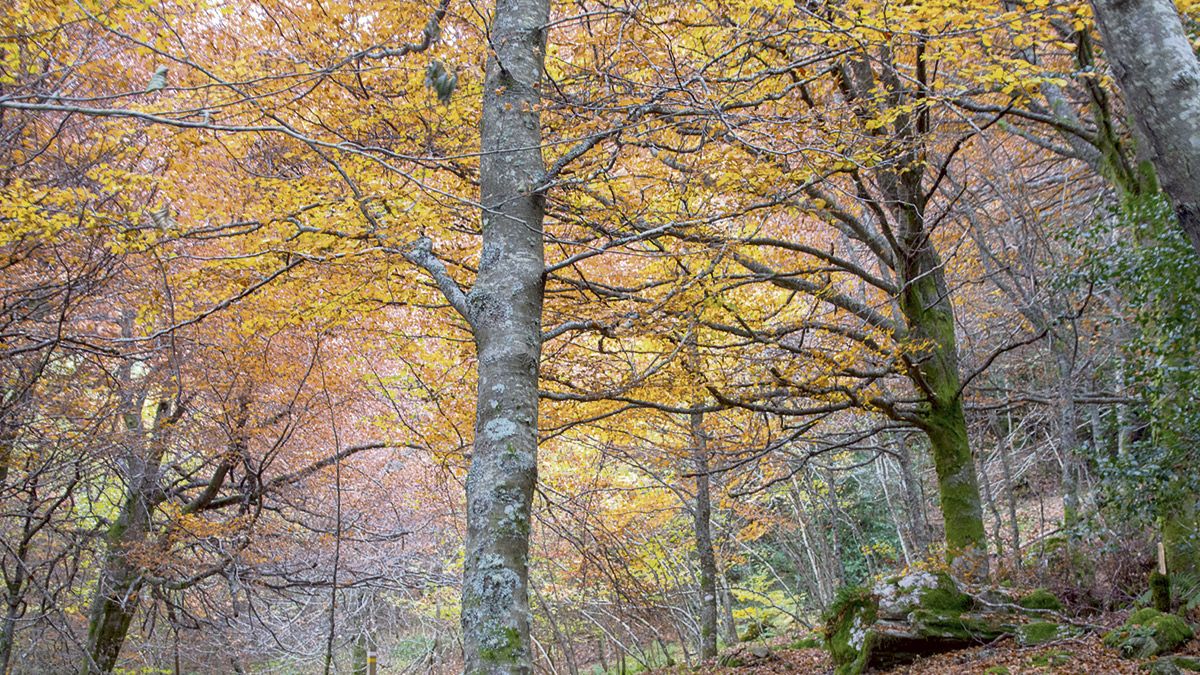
[669, 634, 1200, 674]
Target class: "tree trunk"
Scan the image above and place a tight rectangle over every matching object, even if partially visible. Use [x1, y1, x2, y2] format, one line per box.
[690, 411, 718, 660]
[892, 437, 930, 558]
[459, 0, 549, 669]
[897, 246, 988, 576]
[1090, 0, 1200, 254]
[1052, 343, 1082, 537]
[83, 397, 173, 674]
[719, 572, 738, 646]
[870, 48, 988, 574]
[999, 409, 1022, 574]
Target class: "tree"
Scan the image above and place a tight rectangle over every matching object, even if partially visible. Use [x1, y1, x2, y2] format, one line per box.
[402, 0, 551, 669]
[1089, 0, 1200, 254]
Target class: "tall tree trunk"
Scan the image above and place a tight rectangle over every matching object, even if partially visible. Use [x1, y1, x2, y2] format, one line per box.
[999, 409, 1022, 574]
[870, 47, 989, 574]
[1052, 341, 1082, 537]
[83, 400, 172, 674]
[690, 411, 718, 660]
[459, 0, 549, 669]
[891, 436, 930, 558]
[897, 244, 988, 576]
[1090, 0, 1200, 254]
[718, 571, 738, 646]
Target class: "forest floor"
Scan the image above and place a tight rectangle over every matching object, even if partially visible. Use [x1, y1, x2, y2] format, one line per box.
[668, 620, 1200, 674]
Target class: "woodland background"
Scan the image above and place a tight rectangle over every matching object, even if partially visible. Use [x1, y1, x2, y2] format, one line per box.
[2, 0, 1200, 671]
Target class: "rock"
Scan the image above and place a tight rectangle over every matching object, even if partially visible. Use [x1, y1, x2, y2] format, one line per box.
[1018, 588, 1063, 611]
[824, 575, 1032, 675]
[823, 586, 878, 675]
[1172, 656, 1200, 671]
[1017, 621, 1074, 646]
[1141, 655, 1200, 674]
[1147, 658, 1183, 675]
[874, 570, 970, 620]
[908, 609, 1014, 642]
[719, 642, 776, 668]
[824, 575, 1095, 674]
[1104, 608, 1195, 659]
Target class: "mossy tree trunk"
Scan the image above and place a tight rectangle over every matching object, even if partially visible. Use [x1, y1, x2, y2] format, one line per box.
[1089, 0, 1200, 255]
[457, 0, 549, 670]
[893, 207, 987, 575]
[83, 397, 175, 674]
[853, 48, 989, 576]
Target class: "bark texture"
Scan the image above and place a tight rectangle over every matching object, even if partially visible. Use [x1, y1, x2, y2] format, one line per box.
[83, 399, 173, 674]
[459, 0, 549, 669]
[890, 169, 988, 577]
[1090, 0, 1200, 254]
[690, 411, 718, 659]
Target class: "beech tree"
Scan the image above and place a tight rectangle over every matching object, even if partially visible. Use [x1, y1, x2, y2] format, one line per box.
[1089, 0, 1200, 254]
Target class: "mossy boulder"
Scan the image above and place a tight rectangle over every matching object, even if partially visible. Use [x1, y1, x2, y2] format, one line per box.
[788, 635, 822, 649]
[1147, 655, 1200, 672]
[824, 574, 1022, 675]
[908, 608, 1014, 642]
[1017, 621, 1077, 646]
[822, 586, 878, 675]
[1018, 588, 1063, 611]
[1144, 656, 1200, 675]
[1104, 608, 1194, 659]
[874, 570, 971, 619]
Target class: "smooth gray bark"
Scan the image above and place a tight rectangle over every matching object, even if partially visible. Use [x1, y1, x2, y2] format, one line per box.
[1091, 0, 1200, 253]
[690, 411, 718, 660]
[456, 0, 549, 670]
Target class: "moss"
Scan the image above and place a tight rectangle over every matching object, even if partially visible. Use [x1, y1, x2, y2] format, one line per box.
[1171, 656, 1200, 671]
[1146, 656, 1200, 674]
[1142, 613, 1193, 649]
[1151, 572, 1173, 613]
[984, 667, 1011, 675]
[920, 572, 972, 612]
[1131, 608, 1167, 625]
[909, 609, 1010, 642]
[788, 635, 822, 649]
[822, 586, 879, 675]
[1104, 608, 1195, 659]
[1018, 621, 1064, 645]
[1018, 589, 1063, 611]
[478, 626, 522, 664]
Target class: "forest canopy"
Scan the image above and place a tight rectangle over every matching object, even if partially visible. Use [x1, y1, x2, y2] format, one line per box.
[2, 0, 1199, 672]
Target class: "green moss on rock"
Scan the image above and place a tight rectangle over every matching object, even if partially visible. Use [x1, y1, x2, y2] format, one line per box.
[1018, 621, 1065, 645]
[822, 586, 879, 675]
[909, 609, 1011, 642]
[1018, 588, 1063, 611]
[1169, 655, 1200, 671]
[788, 635, 822, 649]
[921, 572, 973, 612]
[1104, 608, 1195, 659]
